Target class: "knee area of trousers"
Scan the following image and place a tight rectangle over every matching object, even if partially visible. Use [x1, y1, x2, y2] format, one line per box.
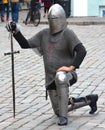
[55, 71, 67, 84]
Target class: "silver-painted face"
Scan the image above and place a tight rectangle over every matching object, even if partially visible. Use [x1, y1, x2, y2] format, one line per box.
[48, 4, 67, 34]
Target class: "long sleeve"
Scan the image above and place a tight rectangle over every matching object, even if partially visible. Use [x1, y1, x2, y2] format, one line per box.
[72, 44, 87, 68]
[13, 31, 30, 48]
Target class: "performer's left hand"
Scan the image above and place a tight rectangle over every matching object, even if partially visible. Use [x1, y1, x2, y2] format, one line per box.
[57, 65, 75, 72]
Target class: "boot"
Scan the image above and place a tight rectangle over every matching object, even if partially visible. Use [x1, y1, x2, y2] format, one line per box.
[86, 94, 98, 114]
[68, 94, 98, 114]
[58, 116, 68, 126]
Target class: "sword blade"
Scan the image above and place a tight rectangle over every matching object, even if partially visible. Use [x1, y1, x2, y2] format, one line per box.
[10, 32, 15, 118]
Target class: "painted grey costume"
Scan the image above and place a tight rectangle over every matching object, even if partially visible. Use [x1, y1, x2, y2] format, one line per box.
[6, 4, 98, 126]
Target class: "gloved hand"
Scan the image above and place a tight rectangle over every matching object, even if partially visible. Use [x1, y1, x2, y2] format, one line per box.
[6, 21, 20, 33]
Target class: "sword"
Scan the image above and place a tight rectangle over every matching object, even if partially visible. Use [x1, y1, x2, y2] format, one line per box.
[4, 31, 20, 118]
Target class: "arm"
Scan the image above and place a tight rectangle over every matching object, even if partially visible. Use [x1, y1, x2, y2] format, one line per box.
[72, 43, 87, 68]
[13, 31, 30, 48]
[6, 22, 41, 49]
[57, 44, 87, 72]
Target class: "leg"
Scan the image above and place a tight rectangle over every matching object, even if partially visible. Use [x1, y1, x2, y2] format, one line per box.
[14, 3, 19, 23]
[26, 10, 30, 22]
[55, 71, 71, 126]
[68, 94, 98, 114]
[48, 90, 59, 116]
[5, 4, 9, 21]
[11, 2, 19, 22]
[46, 7, 49, 14]
[43, 6, 46, 17]
[67, 70, 98, 114]
[30, 6, 34, 21]
[1, 4, 5, 22]
[23, 10, 30, 24]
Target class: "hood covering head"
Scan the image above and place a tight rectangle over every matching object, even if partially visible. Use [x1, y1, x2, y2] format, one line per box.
[48, 4, 67, 34]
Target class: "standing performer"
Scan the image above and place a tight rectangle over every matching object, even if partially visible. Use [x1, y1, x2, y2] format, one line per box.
[42, 0, 53, 17]
[6, 4, 98, 126]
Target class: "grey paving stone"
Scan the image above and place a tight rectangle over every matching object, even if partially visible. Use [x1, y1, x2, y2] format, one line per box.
[1, 13, 105, 130]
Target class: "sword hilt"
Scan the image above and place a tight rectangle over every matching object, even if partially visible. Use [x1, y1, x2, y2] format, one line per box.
[4, 50, 20, 56]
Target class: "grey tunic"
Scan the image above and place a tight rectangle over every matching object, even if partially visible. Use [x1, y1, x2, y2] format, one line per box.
[28, 27, 81, 87]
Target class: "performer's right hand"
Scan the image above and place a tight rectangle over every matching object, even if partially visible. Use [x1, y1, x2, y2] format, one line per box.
[6, 22, 20, 34]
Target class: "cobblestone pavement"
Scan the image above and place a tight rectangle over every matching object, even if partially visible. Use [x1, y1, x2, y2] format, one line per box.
[0, 11, 105, 130]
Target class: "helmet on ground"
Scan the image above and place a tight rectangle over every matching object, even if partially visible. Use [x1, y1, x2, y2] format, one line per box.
[48, 4, 67, 34]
